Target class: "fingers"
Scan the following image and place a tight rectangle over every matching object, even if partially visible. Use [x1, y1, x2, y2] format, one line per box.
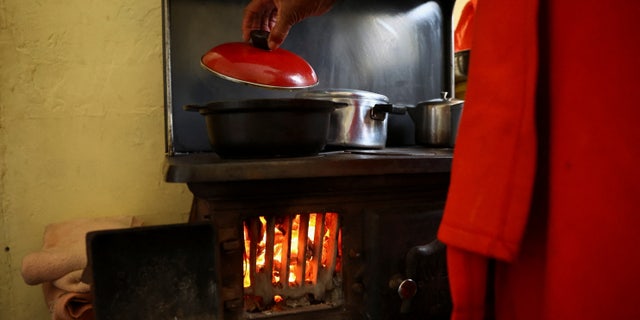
[242, 0, 337, 49]
[267, 0, 337, 49]
[267, 11, 297, 50]
[242, 0, 275, 42]
[242, 3, 291, 50]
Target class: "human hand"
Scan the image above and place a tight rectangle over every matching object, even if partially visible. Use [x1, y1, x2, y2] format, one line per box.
[242, 0, 337, 50]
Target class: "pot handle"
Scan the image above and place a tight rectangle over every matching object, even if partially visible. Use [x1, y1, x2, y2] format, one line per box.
[182, 104, 207, 113]
[183, 104, 204, 113]
[370, 104, 409, 121]
[183, 105, 197, 111]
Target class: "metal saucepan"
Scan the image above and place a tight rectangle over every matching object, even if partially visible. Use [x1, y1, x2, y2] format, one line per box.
[454, 49, 470, 82]
[408, 92, 464, 147]
[296, 89, 408, 149]
[184, 99, 346, 158]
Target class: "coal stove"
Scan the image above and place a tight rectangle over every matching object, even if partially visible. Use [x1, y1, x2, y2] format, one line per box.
[158, 0, 458, 318]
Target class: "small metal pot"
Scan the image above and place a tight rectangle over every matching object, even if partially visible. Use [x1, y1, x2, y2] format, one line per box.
[296, 89, 407, 149]
[184, 99, 345, 158]
[408, 92, 464, 147]
[454, 49, 470, 83]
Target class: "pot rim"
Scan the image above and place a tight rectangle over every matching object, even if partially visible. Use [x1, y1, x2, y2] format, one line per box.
[416, 92, 464, 107]
[184, 98, 347, 114]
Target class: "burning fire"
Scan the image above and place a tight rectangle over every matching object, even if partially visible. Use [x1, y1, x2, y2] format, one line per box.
[243, 213, 341, 288]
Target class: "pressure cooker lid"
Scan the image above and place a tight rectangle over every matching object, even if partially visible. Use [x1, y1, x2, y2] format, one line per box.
[201, 30, 319, 90]
[297, 88, 390, 102]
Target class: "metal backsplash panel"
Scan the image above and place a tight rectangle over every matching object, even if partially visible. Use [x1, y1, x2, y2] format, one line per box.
[163, 0, 451, 155]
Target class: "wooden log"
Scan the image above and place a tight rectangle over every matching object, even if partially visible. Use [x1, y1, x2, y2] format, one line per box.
[279, 215, 291, 287]
[296, 213, 310, 286]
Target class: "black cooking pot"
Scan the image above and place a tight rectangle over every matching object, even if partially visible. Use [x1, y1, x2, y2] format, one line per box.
[184, 99, 346, 158]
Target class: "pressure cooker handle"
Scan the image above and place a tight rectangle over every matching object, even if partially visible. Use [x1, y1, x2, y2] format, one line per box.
[370, 104, 409, 121]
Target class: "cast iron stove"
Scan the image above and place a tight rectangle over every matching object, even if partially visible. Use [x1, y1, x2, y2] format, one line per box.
[163, 148, 453, 319]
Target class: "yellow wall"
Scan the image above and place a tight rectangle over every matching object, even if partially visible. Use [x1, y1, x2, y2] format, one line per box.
[0, 0, 193, 318]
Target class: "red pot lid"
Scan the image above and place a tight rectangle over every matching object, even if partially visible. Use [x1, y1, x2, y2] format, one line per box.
[201, 31, 319, 90]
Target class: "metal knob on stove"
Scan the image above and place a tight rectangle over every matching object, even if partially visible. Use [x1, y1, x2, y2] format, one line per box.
[398, 278, 418, 314]
[398, 278, 418, 300]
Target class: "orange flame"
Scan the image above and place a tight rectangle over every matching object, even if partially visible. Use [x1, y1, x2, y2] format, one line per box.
[243, 213, 340, 288]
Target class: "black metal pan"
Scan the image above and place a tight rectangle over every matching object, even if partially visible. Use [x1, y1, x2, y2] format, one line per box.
[184, 99, 347, 158]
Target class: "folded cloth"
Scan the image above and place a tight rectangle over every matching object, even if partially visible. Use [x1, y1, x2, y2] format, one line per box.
[43, 282, 94, 320]
[21, 216, 143, 320]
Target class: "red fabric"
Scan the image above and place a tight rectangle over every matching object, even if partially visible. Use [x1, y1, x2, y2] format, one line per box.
[543, 1, 640, 318]
[439, 0, 539, 262]
[439, 0, 640, 319]
[446, 247, 488, 319]
[454, 0, 477, 52]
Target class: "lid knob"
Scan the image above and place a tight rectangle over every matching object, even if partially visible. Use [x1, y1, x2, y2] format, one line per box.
[250, 30, 270, 50]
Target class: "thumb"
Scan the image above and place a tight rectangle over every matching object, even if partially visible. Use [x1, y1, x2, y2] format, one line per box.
[267, 12, 297, 50]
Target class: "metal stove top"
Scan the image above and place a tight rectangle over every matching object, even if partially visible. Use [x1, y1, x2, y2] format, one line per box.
[164, 147, 452, 183]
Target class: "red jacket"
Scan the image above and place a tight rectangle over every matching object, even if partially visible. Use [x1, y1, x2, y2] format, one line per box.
[438, 0, 640, 319]
[454, 0, 477, 52]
